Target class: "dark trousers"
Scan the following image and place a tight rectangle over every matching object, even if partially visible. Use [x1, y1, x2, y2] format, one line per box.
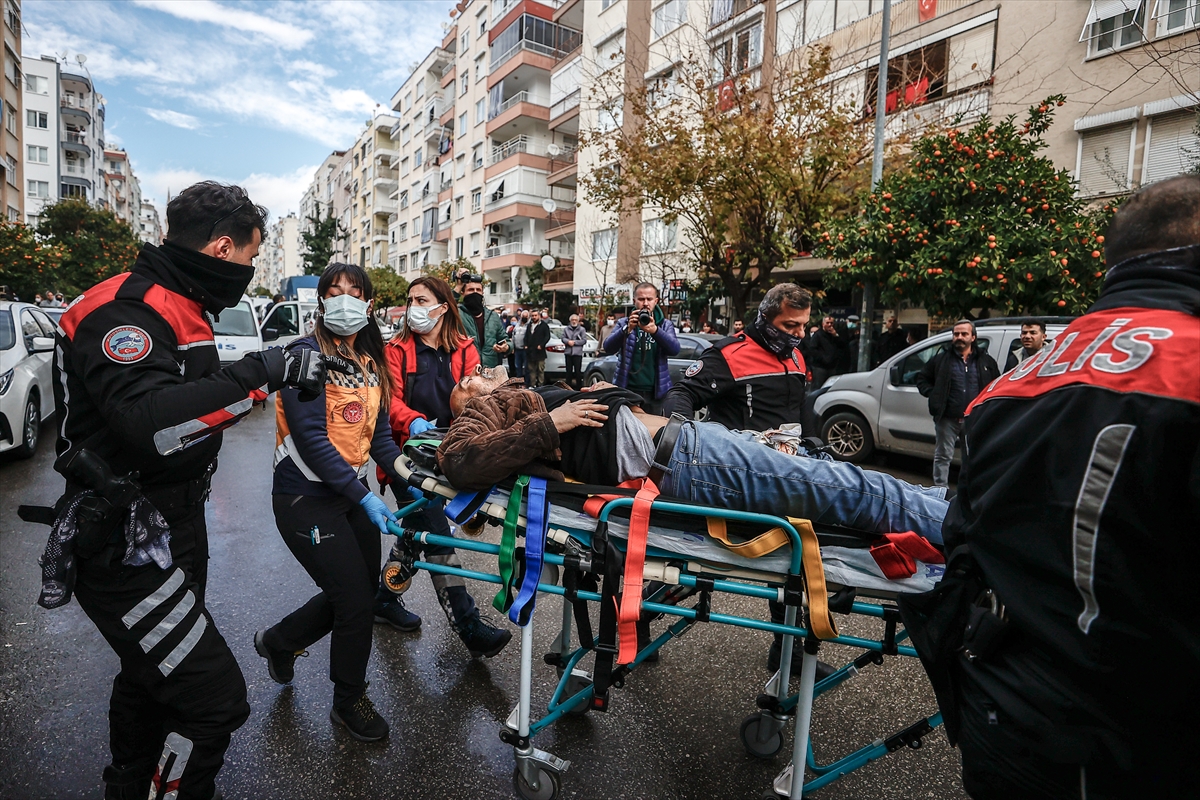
[527, 357, 546, 388]
[266, 494, 381, 708]
[376, 500, 478, 628]
[75, 507, 249, 800]
[810, 367, 835, 390]
[514, 349, 527, 383]
[565, 353, 583, 388]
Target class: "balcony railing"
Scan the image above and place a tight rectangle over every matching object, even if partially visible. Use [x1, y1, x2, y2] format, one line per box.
[64, 131, 88, 146]
[484, 240, 531, 259]
[550, 89, 581, 120]
[440, 178, 453, 192]
[489, 134, 547, 164]
[880, 86, 991, 141]
[548, 144, 578, 166]
[489, 91, 549, 121]
[543, 266, 574, 285]
[422, 190, 439, 208]
[490, 38, 564, 75]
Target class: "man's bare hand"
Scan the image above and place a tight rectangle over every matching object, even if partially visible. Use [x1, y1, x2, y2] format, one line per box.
[584, 381, 618, 391]
[549, 399, 609, 433]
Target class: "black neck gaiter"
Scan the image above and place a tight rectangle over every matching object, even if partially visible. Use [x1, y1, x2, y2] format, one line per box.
[160, 241, 254, 313]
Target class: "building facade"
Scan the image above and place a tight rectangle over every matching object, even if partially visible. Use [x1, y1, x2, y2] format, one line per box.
[101, 148, 142, 230]
[139, 200, 161, 245]
[253, 212, 303, 294]
[2, 0, 23, 222]
[22, 55, 56, 224]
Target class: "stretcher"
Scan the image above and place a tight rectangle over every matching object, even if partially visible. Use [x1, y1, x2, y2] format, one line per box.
[389, 450, 943, 800]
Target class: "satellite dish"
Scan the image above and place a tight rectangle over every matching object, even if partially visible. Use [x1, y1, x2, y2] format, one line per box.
[541, 254, 556, 270]
[76, 54, 87, 65]
[542, 198, 557, 214]
[547, 143, 561, 157]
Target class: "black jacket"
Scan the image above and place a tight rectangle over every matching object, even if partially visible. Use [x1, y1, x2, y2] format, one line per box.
[804, 329, 847, 370]
[525, 320, 551, 362]
[53, 245, 275, 485]
[877, 327, 909, 361]
[915, 346, 1000, 419]
[660, 328, 806, 431]
[942, 247, 1200, 772]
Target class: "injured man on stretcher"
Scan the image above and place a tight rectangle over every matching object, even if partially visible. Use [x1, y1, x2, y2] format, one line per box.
[439, 367, 949, 543]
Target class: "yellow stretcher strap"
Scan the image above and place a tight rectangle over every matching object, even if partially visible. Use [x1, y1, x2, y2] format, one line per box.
[705, 517, 838, 640]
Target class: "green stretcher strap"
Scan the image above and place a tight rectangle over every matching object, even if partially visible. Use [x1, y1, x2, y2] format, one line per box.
[492, 474, 529, 614]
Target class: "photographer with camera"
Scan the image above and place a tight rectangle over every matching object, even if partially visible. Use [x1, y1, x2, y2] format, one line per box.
[601, 282, 680, 414]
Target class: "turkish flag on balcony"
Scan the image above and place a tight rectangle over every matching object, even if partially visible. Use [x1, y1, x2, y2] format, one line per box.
[918, 0, 938, 22]
[717, 80, 736, 112]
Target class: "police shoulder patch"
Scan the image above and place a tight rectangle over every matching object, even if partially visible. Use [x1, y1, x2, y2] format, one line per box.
[102, 325, 153, 364]
[684, 360, 703, 377]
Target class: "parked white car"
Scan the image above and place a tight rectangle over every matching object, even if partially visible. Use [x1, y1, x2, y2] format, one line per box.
[0, 301, 56, 458]
[211, 297, 264, 365]
[812, 317, 1071, 464]
[259, 300, 318, 350]
[543, 321, 598, 381]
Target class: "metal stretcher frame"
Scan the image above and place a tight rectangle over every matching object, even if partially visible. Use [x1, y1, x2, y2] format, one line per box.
[390, 458, 942, 800]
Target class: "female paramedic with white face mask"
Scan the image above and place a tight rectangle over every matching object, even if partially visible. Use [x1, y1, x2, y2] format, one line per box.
[253, 262, 403, 742]
[371, 275, 513, 658]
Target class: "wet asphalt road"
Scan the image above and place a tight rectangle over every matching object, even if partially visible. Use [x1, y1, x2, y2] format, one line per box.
[0, 406, 966, 800]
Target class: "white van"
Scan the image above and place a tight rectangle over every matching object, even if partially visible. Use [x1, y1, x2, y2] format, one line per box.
[211, 297, 264, 365]
[259, 300, 318, 350]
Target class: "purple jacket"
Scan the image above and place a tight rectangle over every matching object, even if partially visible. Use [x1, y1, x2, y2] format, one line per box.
[602, 315, 680, 399]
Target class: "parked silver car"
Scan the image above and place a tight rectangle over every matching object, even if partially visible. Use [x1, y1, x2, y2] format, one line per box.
[542, 321, 599, 381]
[812, 317, 1072, 463]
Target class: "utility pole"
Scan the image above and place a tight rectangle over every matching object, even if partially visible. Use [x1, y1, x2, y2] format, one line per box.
[858, 0, 891, 372]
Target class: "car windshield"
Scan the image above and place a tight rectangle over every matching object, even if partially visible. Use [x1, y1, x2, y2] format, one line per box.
[211, 302, 258, 337]
[0, 309, 13, 350]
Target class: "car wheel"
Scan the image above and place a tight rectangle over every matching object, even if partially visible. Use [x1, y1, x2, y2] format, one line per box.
[587, 372, 604, 387]
[13, 394, 40, 459]
[821, 412, 874, 463]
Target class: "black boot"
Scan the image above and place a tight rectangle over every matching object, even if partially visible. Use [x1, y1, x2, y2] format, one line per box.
[330, 693, 389, 742]
[456, 616, 512, 658]
[254, 629, 308, 684]
[102, 762, 152, 800]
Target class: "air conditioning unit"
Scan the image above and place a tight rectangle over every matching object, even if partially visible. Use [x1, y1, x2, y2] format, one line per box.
[488, 224, 503, 235]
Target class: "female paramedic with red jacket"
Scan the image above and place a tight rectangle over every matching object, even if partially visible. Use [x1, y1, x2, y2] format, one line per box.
[253, 263, 402, 742]
[371, 275, 512, 658]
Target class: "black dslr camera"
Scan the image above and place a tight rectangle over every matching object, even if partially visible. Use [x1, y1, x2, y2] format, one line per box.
[638, 310, 652, 327]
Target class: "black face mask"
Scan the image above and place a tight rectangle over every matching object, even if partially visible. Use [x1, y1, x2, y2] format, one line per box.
[462, 292, 485, 314]
[161, 241, 255, 313]
[753, 312, 804, 359]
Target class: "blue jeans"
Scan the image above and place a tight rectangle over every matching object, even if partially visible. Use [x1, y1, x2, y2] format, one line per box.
[659, 421, 949, 544]
[932, 416, 963, 487]
[513, 349, 527, 383]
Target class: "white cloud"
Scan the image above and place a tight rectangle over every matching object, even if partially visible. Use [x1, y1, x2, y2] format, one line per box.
[144, 108, 203, 130]
[132, 0, 314, 49]
[139, 164, 318, 226]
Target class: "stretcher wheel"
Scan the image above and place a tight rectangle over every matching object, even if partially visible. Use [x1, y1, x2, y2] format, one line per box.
[513, 766, 560, 800]
[739, 714, 784, 759]
[381, 561, 411, 594]
[564, 673, 592, 716]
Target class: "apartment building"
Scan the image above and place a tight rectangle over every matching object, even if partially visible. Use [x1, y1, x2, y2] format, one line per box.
[562, 0, 1198, 322]
[299, 148, 348, 253]
[22, 55, 55, 224]
[253, 212, 302, 293]
[139, 200, 161, 245]
[101, 148, 142, 230]
[2, 0, 22, 222]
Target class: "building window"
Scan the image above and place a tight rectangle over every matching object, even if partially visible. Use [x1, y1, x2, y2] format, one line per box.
[456, 154, 467, 179]
[397, 254, 407, 271]
[642, 218, 678, 254]
[835, 0, 871, 29]
[405, 92, 413, 110]
[476, 97, 487, 125]
[471, 189, 482, 212]
[713, 23, 762, 77]
[26, 110, 48, 129]
[27, 179, 50, 198]
[470, 231, 481, 255]
[401, 124, 411, 144]
[1154, 0, 1200, 35]
[459, 112, 468, 135]
[597, 96, 624, 132]
[592, 227, 618, 261]
[461, 74, 469, 96]
[475, 52, 487, 82]
[27, 145, 48, 164]
[601, 0, 617, 9]
[416, 81, 425, 100]
[595, 31, 625, 70]
[5, 0, 19, 32]
[461, 30, 470, 50]
[1082, 0, 1146, 57]
[401, 157, 410, 177]
[455, 196, 464, 218]
[473, 145, 483, 170]
[1076, 124, 1135, 197]
[864, 39, 948, 117]
[4, 105, 14, 134]
[1143, 108, 1200, 184]
[398, 222, 408, 239]
[653, 0, 688, 39]
[456, 236, 465, 258]
[24, 74, 48, 94]
[5, 155, 16, 186]
[415, 149, 423, 167]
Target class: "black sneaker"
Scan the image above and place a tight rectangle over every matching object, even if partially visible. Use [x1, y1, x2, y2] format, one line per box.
[766, 636, 836, 681]
[374, 597, 422, 632]
[456, 616, 512, 658]
[330, 693, 389, 742]
[254, 629, 308, 685]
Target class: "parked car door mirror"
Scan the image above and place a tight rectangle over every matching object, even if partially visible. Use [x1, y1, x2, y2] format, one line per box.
[30, 336, 55, 353]
[262, 327, 280, 342]
[889, 362, 903, 386]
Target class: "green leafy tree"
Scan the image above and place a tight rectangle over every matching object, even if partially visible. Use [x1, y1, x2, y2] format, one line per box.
[424, 255, 474, 286]
[33, 199, 141, 297]
[818, 97, 1117, 319]
[0, 222, 66, 302]
[581, 46, 876, 320]
[366, 266, 409, 321]
[520, 258, 548, 307]
[301, 203, 347, 276]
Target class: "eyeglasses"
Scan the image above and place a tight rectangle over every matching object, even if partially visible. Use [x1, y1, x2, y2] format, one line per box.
[206, 201, 250, 242]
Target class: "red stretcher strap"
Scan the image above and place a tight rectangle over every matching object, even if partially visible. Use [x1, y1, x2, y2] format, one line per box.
[617, 478, 659, 665]
[869, 531, 945, 580]
[581, 479, 644, 518]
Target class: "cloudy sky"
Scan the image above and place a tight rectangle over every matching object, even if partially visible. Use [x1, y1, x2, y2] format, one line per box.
[24, 0, 455, 220]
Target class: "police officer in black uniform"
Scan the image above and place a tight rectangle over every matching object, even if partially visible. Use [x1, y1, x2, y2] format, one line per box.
[662, 283, 820, 674]
[50, 182, 326, 800]
[901, 175, 1200, 799]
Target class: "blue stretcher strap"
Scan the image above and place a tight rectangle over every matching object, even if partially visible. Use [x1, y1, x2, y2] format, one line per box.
[445, 486, 494, 525]
[509, 476, 549, 627]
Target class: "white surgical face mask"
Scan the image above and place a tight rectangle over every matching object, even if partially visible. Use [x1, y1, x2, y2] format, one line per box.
[406, 302, 444, 334]
[322, 294, 370, 336]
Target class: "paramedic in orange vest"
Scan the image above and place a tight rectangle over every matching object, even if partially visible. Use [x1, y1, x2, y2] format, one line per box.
[49, 182, 326, 800]
[254, 263, 404, 743]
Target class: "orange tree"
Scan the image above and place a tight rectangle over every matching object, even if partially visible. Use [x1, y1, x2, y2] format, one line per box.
[1, 221, 66, 301]
[35, 198, 141, 297]
[818, 96, 1116, 319]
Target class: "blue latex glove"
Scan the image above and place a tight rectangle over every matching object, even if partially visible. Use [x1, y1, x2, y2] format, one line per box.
[359, 492, 398, 535]
[406, 485, 425, 502]
[408, 417, 435, 437]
